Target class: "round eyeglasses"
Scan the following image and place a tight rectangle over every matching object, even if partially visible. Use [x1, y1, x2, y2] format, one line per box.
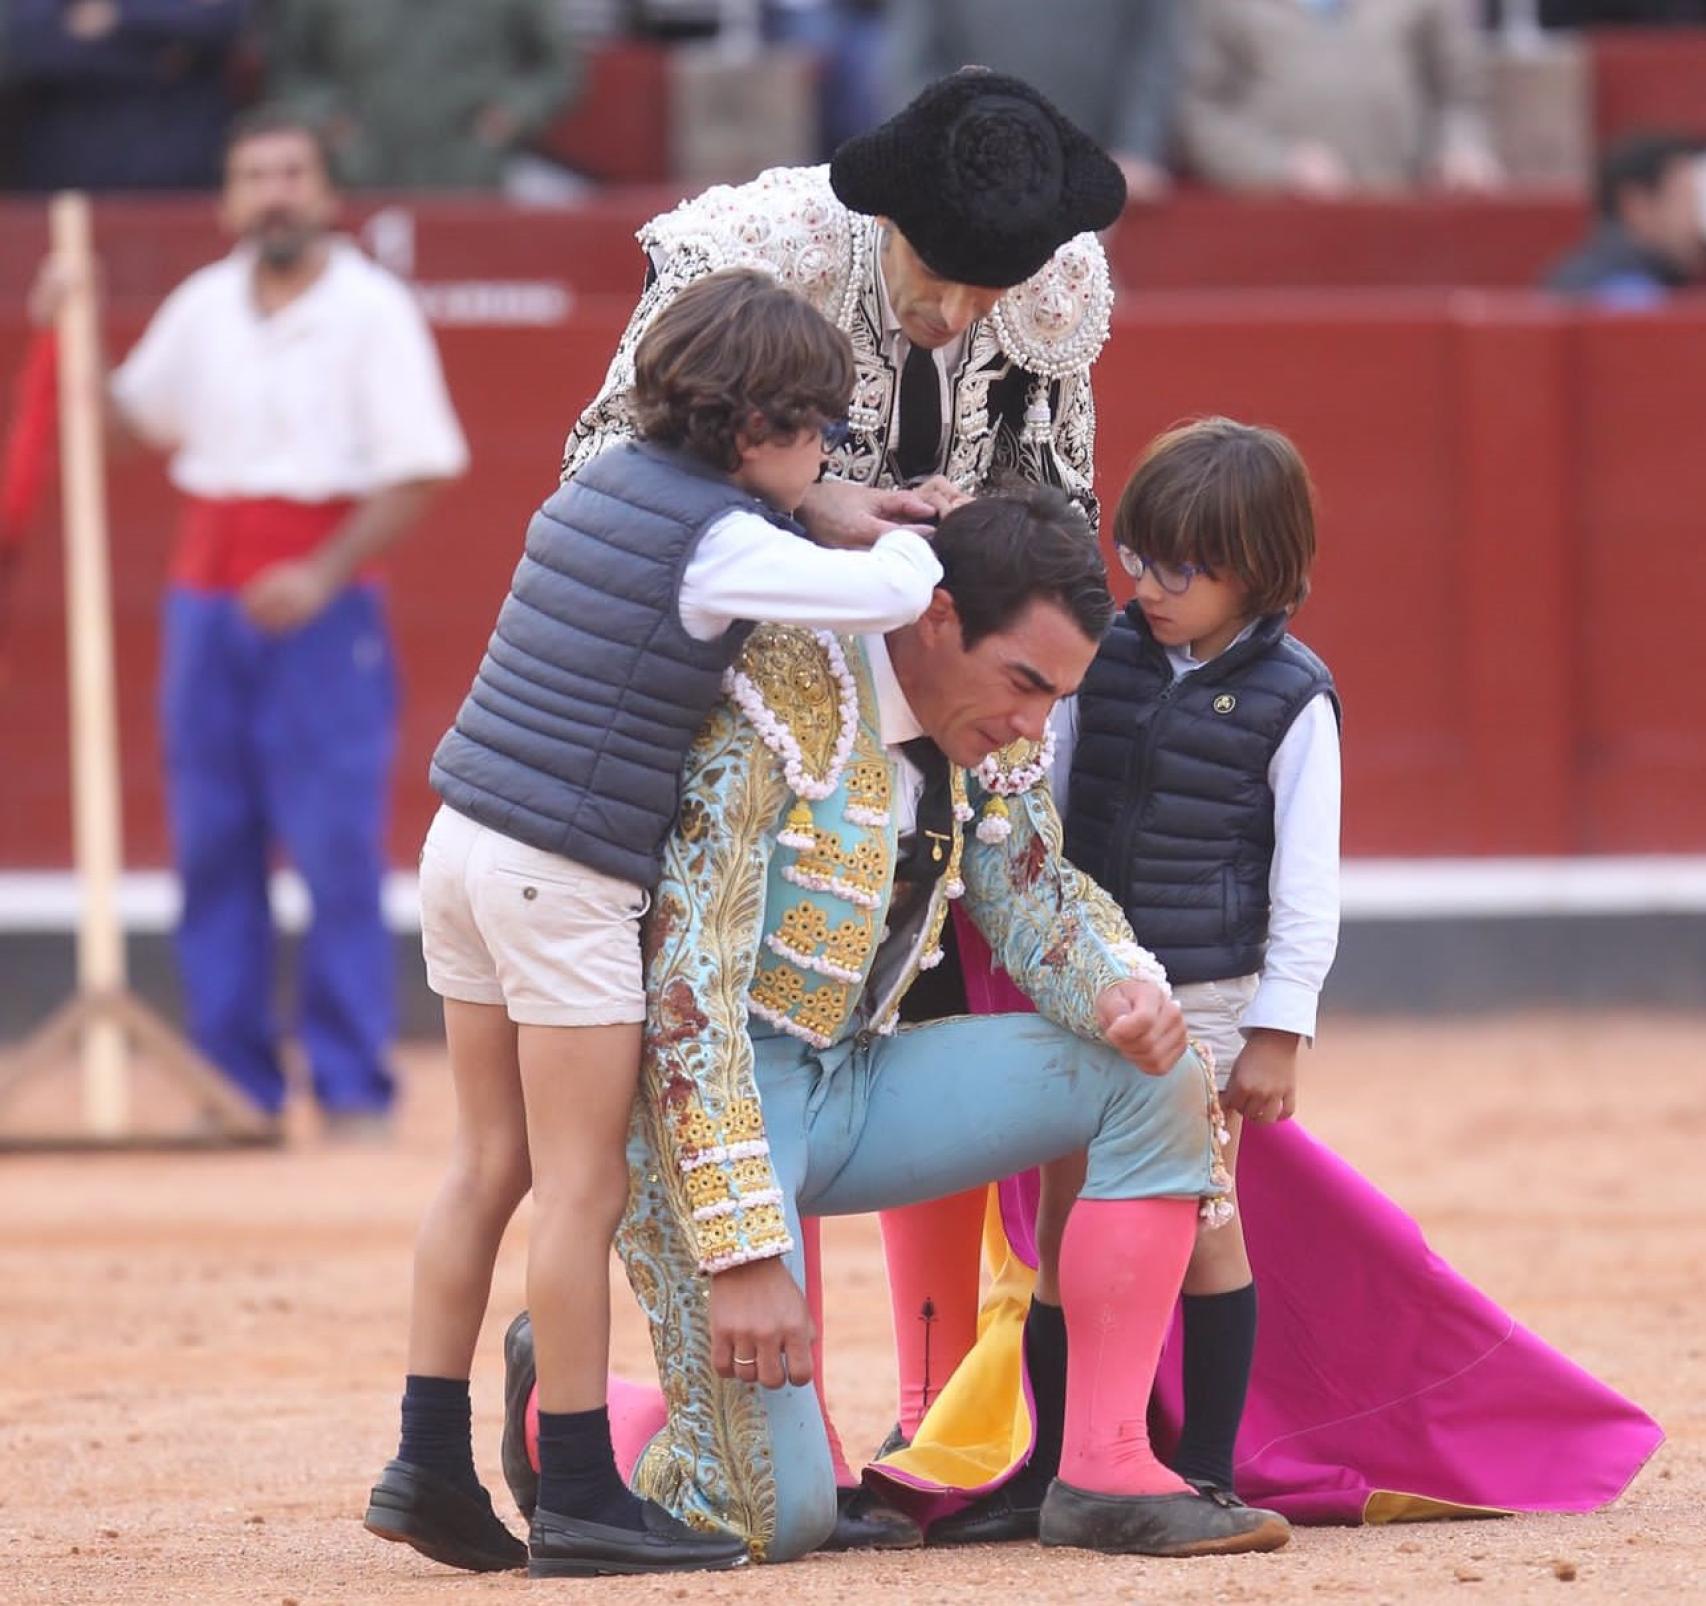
[820, 418, 852, 451]
[1116, 548, 1209, 595]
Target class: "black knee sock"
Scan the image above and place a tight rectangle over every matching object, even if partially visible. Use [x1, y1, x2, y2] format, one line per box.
[397, 1374, 478, 1491]
[1012, 1297, 1069, 1498]
[1170, 1283, 1258, 1492]
[536, 1406, 647, 1530]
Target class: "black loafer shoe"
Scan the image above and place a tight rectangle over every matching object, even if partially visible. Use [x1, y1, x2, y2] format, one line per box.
[818, 1485, 923, 1552]
[1039, 1479, 1291, 1556]
[363, 1459, 527, 1572]
[500, 1309, 538, 1521]
[925, 1482, 1043, 1547]
[528, 1500, 749, 1577]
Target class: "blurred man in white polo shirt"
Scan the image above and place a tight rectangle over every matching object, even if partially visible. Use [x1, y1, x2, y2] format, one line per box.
[41, 106, 468, 1131]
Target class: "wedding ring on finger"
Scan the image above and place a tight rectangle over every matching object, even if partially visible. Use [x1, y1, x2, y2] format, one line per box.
[733, 1353, 758, 1367]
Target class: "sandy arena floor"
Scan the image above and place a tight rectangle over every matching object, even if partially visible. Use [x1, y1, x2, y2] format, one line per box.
[2, 1013, 1701, 1605]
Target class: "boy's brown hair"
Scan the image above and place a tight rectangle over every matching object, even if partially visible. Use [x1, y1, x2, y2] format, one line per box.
[630, 269, 855, 472]
[1111, 417, 1317, 615]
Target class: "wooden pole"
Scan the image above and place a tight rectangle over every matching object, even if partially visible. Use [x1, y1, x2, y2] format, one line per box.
[50, 191, 129, 1136]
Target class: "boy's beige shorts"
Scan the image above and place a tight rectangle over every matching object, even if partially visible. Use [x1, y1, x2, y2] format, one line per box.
[1174, 974, 1261, 1092]
[418, 803, 649, 1026]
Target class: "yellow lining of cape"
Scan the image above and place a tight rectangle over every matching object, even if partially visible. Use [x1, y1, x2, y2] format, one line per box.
[874, 1187, 1035, 1491]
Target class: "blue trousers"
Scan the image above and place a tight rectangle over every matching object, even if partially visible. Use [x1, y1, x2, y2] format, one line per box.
[159, 584, 398, 1115]
[618, 1014, 1219, 1561]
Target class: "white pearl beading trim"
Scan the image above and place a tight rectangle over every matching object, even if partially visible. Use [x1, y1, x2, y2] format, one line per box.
[679, 1139, 771, 1173]
[975, 814, 1012, 844]
[780, 863, 881, 910]
[1201, 1196, 1236, 1228]
[988, 232, 1114, 381]
[693, 1188, 784, 1223]
[725, 630, 859, 802]
[1107, 938, 1172, 1000]
[745, 994, 834, 1050]
[845, 804, 891, 827]
[702, 1237, 795, 1275]
[975, 725, 1056, 796]
[640, 165, 864, 329]
[764, 932, 865, 985]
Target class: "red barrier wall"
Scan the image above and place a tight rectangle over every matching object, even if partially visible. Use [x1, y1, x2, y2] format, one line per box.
[1591, 28, 1706, 147]
[0, 190, 1591, 308]
[3, 201, 1703, 870]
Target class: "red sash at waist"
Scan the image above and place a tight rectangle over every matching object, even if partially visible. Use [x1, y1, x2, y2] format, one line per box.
[172, 496, 357, 590]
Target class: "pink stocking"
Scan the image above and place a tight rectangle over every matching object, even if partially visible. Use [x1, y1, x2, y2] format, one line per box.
[1057, 1196, 1198, 1496]
[801, 1217, 857, 1486]
[878, 1190, 988, 1438]
[608, 1374, 668, 1481]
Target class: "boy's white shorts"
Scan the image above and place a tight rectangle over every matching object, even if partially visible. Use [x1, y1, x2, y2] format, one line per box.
[1174, 974, 1261, 1092]
[418, 804, 649, 1027]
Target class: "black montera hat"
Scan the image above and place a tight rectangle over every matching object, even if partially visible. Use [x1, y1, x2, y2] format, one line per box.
[829, 68, 1127, 290]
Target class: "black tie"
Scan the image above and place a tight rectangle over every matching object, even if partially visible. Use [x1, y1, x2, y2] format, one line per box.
[894, 342, 942, 483]
[893, 736, 954, 889]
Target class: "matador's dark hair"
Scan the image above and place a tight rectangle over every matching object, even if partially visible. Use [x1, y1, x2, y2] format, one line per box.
[933, 484, 1114, 647]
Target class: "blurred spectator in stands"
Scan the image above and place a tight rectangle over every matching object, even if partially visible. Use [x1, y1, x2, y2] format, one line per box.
[884, 0, 1181, 202]
[266, 0, 579, 190]
[766, 0, 885, 157]
[1178, 0, 1505, 197]
[1546, 131, 1705, 303]
[1537, 1, 1706, 23]
[3, 0, 251, 191]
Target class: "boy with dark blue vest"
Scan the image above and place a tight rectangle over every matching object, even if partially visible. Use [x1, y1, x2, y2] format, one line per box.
[1055, 417, 1341, 1503]
[364, 269, 942, 1577]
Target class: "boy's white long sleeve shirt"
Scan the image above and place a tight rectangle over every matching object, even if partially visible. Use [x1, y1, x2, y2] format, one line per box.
[677, 511, 941, 640]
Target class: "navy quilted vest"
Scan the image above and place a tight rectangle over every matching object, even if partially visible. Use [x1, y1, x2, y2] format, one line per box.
[1064, 606, 1338, 984]
[430, 441, 794, 886]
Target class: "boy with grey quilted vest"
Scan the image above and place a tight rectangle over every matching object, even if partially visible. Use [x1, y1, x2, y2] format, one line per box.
[1055, 417, 1341, 1503]
[365, 270, 942, 1578]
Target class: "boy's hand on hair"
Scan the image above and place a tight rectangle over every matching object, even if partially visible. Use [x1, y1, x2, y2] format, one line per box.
[1095, 979, 1187, 1076]
[797, 479, 937, 549]
[907, 475, 973, 521]
[709, 1256, 816, 1390]
[1222, 1029, 1299, 1124]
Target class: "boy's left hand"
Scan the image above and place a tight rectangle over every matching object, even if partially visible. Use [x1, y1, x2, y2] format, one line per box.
[1222, 1029, 1300, 1124]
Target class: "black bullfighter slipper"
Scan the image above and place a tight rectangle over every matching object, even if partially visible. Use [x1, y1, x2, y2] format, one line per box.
[1183, 1476, 1252, 1508]
[872, 1421, 911, 1459]
[499, 1309, 538, 1521]
[925, 1481, 1043, 1546]
[363, 1458, 527, 1572]
[1039, 1479, 1291, 1556]
[527, 1500, 749, 1577]
[818, 1485, 923, 1551]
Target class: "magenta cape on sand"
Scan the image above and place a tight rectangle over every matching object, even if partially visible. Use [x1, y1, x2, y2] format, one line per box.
[868, 918, 1664, 1526]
